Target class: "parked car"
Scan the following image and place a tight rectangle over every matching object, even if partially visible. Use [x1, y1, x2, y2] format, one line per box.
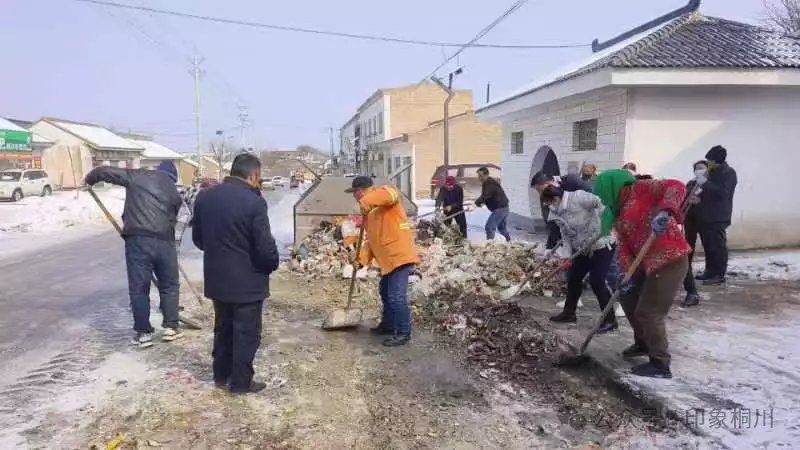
[272, 176, 289, 187]
[260, 178, 275, 190]
[0, 169, 53, 202]
[429, 163, 501, 200]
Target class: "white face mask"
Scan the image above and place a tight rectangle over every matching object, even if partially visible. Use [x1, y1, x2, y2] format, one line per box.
[694, 169, 707, 177]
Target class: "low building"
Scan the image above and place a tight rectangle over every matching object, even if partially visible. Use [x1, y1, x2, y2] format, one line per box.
[477, 0, 800, 249]
[126, 136, 195, 186]
[375, 111, 501, 199]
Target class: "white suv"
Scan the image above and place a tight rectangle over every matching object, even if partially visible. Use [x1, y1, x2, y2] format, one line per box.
[0, 169, 53, 202]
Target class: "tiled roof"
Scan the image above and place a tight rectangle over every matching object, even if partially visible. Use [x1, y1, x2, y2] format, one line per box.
[482, 11, 800, 111]
[571, 13, 800, 79]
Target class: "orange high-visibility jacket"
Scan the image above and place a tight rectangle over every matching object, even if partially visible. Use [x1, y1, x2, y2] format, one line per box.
[357, 185, 419, 275]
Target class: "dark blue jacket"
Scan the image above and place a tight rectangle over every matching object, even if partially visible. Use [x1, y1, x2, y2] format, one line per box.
[696, 163, 737, 226]
[192, 177, 280, 303]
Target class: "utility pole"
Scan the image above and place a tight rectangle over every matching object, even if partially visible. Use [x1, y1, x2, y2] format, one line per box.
[431, 67, 463, 184]
[189, 53, 205, 177]
[328, 127, 335, 169]
[237, 105, 250, 151]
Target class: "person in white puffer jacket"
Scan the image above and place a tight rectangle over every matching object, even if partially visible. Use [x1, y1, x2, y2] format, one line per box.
[541, 185, 618, 333]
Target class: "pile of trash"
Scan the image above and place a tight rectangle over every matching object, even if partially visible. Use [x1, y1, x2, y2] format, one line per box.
[282, 219, 380, 279]
[413, 239, 567, 300]
[415, 216, 462, 244]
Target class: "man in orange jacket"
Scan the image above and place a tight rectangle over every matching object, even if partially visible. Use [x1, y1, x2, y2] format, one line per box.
[347, 176, 419, 346]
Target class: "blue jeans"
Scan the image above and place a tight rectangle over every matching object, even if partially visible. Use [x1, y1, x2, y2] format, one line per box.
[606, 245, 621, 292]
[124, 235, 180, 333]
[378, 264, 414, 336]
[485, 207, 511, 241]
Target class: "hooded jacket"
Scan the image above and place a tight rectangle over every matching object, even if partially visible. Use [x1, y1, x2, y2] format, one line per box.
[542, 174, 593, 249]
[545, 190, 614, 256]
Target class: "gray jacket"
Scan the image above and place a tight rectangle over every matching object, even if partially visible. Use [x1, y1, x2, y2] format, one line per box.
[546, 190, 614, 255]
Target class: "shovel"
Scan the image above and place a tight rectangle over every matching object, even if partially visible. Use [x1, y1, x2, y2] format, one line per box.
[87, 187, 203, 330]
[322, 216, 366, 330]
[554, 233, 656, 367]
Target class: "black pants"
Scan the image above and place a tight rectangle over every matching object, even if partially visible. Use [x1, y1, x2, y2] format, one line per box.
[124, 235, 180, 333]
[683, 219, 699, 294]
[564, 247, 616, 324]
[212, 300, 264, 391]
[699, 222, 729, 278]
[444, 209, 467, 238]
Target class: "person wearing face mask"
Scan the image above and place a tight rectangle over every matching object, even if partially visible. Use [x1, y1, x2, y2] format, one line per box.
[695, 145, 738, 286]
[580, 164, 598, 188]
[681, 161, 708, 307]
[192, 153, 280, 394]
[435, 176, 467, 238]
[530, 171, 592, 251]
[541, 185, 618, 332]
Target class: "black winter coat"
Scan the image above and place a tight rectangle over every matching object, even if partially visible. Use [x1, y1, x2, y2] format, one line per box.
[192, 177, 280, 303]
[696, 163, 737, 226]
[542, 174, 593, 249]
[475, 177, 508, 211]
[85, 167, 182, 242]
[436, 185, 464, 210]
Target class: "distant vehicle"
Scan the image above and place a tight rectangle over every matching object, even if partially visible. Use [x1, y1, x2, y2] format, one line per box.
[0, 169, 53, 202]
[260, 178, 275, 189]
[429, 163, 501, 200]
[272, 176, 290, 187]
[289, 175, 300, 188]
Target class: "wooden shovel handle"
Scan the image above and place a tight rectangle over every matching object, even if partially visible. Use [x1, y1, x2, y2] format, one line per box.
[346, 216, 367, 309]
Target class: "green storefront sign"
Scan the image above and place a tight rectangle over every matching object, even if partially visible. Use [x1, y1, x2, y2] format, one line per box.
[0, 129, 32, 152]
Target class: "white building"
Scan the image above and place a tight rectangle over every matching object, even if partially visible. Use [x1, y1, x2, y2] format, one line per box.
[477, 1, 800, 249]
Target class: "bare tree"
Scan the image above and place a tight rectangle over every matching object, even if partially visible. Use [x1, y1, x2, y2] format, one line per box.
[208, 140, 235, 181]
[764, 0, 800, 35]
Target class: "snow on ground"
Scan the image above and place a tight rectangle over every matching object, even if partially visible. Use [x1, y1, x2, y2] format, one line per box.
[0, 188, 125, 258]
[721, 250, 800, 281]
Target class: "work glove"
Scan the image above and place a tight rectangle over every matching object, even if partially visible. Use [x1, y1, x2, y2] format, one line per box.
[651, 210, 670, 236]
[616, 273, 635, 294]
[444, 205, 453, 213]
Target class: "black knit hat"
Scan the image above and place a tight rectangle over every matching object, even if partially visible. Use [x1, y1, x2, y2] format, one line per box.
[705, 145, 727, 163]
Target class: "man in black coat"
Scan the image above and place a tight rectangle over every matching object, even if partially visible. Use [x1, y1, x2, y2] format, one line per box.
[85, 161, 184, 348]
[530, 171, 592, 250]
[192, 153, 280, 394]
[475, 167, 511, 242]
[695, 145, 738, 286]
[435, 176, 467, 238]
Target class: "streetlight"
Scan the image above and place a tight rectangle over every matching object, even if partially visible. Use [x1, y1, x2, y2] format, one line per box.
[430, 67, 464, 184]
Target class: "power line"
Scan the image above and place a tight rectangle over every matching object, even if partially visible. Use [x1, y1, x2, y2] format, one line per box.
[72, 0, 589, 49]
[423, 0, 532, 82]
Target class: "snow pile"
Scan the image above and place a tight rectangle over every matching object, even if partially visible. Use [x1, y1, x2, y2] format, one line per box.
[725, 250, 800, 281]
[0, 189, 125, 233]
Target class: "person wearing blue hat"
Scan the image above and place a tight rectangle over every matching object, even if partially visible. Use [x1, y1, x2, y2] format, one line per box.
[85, 160, 185, 348]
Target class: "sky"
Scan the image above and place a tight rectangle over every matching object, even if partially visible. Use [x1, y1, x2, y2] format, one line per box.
[2, 0, 768, 152]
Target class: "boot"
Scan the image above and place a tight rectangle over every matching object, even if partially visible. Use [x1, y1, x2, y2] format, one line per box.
[694, 271, 709, 281]
[631, 360, 672, 379]
[702, 276, 726, 286]
[549, 311, 577, 323]
[382, 334, 410, 347]
[370, 323, 394, 335]
[681, 292, 700, 307]
[622, 343, 648, 358]
[597, 316, 618, 334]
[231, 380, 267, 395]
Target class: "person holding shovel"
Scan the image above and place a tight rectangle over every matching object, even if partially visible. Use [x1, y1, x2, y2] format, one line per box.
[84, 161, 184, 348]
[541, 186, 618, 333]
[435, 175, 467, 238]
[347, 176, 419, 347]
[593, 169, 690, 379]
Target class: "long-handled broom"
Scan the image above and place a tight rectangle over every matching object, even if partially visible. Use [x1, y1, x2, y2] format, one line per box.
[88, 187, 203, 330]
[321, 215, 366, 330]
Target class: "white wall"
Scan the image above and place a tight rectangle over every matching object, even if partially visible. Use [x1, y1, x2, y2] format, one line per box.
[499, 87, 627, 221]
[361, 95, 387, 143]
[626, 86, 800, 249]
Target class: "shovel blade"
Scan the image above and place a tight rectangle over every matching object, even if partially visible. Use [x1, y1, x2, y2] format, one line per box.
[322, 308, 363, 330]
[499, 281, 527, 301]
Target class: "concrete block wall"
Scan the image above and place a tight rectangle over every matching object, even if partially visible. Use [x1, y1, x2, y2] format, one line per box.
[388, 83, 474, 139]
[500, 87, 628, 224]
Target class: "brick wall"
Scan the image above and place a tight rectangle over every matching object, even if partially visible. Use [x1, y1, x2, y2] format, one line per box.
[388, 83, 474, 138]
[500, 87, 628, 224]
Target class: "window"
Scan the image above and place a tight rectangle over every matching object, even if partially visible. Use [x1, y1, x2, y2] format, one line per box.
[377, 112, 384, 135]
[573, 119, 598, 151]
[22, 171, 33, 180]
[510, 131, 524, 154]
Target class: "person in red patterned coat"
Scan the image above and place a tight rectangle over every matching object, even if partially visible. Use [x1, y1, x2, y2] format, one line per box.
[593, 169, 691, 379]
